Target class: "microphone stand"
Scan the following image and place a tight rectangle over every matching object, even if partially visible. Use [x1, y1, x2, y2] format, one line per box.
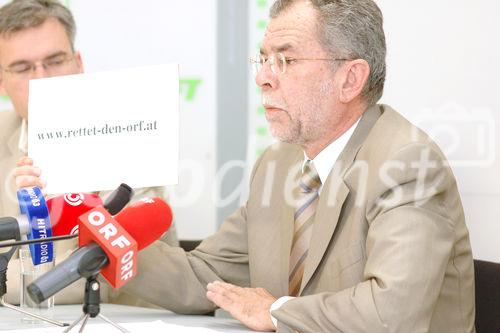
[0, 187, 68, 326]
[63, 183, 134, 332]
[63, 275, 129, 333]
[0, 183, 134, 329]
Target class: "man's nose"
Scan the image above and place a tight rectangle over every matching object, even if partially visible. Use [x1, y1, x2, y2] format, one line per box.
[255, 60, 278, 91]
[30, 63, 49, 79]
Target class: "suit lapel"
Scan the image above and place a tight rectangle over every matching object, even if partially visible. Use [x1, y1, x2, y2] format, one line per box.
[1, 117, 22, 216]
[299, 105, 383, 293]
[7, 122, 21, 156]
[279, 200, 295, 295]
[277, 146, 304, 295]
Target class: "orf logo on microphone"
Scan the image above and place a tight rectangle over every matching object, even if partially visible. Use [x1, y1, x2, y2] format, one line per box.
[78, 207, 138, 288]
[64, 193, 84, 206]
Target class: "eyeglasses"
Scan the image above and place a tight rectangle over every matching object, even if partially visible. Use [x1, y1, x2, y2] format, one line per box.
[249, 52, 351, 76]
[0, 53, 76, 80]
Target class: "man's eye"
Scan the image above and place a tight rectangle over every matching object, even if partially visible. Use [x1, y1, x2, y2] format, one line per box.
[284, 58, 296, 64]
[45, 57, 65, 67]
[9, 64, 31, 73]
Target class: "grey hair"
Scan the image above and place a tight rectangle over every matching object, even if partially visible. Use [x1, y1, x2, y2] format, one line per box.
[270, 0, 386, 106]
[0, 0, 76, 50]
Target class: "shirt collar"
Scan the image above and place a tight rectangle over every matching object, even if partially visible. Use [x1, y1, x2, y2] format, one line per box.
[303, 118, 360, 185]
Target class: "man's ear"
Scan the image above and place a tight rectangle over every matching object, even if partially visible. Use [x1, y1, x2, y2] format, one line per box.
[338, 59, 370, 104]
[74, 50, 84, 73]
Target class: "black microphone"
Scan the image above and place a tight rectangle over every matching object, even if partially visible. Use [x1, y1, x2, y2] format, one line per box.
[0, 216, 26, 242]
[103, 183, 134, 215]
[0, 218, 22, 297]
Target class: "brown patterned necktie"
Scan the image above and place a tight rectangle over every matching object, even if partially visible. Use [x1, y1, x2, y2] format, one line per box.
[289, 160, 321, 296]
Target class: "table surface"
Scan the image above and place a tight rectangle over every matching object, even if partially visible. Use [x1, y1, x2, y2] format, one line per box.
[0, 303, 262, 332]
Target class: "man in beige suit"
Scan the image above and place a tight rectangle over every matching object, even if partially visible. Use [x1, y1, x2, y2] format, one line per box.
[121, 0, 476, 332]
[0, 0, 177, 305]
[11, 0, 475, 332]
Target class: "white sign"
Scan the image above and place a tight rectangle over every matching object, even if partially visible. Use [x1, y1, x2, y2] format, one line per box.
[28, 64, 179, 194]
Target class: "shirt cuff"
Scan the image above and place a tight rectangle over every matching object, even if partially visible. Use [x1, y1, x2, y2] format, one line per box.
[269, 296, 295, 328]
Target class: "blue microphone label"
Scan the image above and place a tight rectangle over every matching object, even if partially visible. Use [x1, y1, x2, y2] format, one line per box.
[17, 187, 54, 265]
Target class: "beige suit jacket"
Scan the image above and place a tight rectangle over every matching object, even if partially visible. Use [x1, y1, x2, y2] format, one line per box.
[0, 110, 23, 219]
[0, 110, 178, 306]
[123, 104, 475, 332]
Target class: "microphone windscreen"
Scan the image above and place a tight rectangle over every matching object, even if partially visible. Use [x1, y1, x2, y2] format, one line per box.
[47, 193, 103, 236]
[114, 197, 172, 250]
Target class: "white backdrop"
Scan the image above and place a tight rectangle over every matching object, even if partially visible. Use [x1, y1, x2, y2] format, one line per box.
[248, 1, 499, 262]
[377, 0, 500, 262]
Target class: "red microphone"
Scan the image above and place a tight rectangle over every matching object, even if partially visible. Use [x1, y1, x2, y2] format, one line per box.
[46, 193, 103, 236]
[78, 197, 172, 287]
[26, 197, 172, 303]
[113, 197, 172, 250]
